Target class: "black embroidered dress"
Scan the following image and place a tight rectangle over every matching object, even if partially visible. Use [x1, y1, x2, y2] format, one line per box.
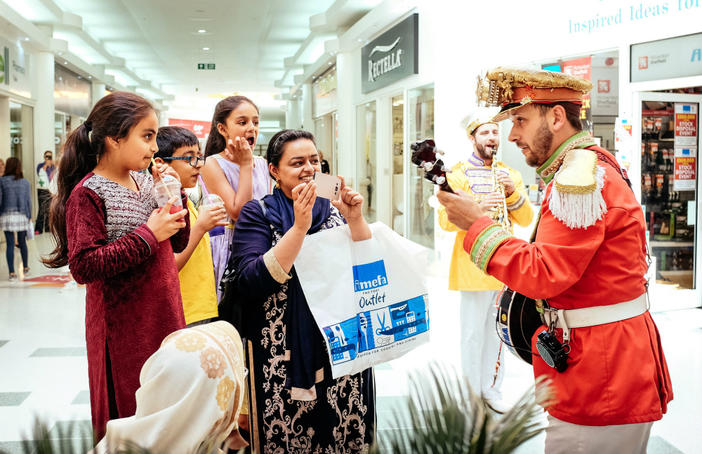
[231, 199, 375, 454]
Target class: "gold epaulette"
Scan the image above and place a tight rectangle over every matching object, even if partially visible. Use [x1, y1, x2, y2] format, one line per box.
[549, 149, 607, 229]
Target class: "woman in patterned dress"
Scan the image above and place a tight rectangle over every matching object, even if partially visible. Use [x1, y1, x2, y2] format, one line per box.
[201, 96, 271, 300]
[230, 130, 376, 453]
[43, 92, 191, 440]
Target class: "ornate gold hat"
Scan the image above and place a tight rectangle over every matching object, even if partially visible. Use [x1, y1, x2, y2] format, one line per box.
[477, 67, 593, 121]
[460, 106, 501, 135]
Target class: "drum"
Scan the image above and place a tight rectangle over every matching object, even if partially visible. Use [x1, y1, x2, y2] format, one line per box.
[496, 287, 544, 364]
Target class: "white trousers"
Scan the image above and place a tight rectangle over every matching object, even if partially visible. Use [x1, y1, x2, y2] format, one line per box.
[545, 415, 653, 454]
[459, 290, 503, 400]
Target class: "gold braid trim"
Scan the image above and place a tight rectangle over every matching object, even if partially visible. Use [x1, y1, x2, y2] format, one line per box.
[540, 135, 596, 181]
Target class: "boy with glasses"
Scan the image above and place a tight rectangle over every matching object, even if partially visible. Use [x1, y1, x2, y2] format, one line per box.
[153, 126, 226, 326]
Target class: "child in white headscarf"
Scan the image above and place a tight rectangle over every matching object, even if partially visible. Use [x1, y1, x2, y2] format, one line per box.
[93, 321, 248, 453]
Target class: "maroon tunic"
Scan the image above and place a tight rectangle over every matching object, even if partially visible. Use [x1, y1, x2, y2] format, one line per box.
[66, 171, 188, 439]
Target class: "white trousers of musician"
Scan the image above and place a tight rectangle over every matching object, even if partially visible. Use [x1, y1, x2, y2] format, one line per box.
[459, 290, 503, 401]
[545, 415, 653, 454]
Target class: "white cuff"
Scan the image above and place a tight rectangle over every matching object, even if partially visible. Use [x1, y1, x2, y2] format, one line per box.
[263, 249, 291, 283]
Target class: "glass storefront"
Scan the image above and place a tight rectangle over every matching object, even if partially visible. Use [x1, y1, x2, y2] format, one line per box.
[9, 101, 34, 179]
[638, 93, 701, 290]
[407, 85, 435, 248]
[356, 102, 377, 222]
[314, 112, 337, 174]
[391, 94, 404, 235]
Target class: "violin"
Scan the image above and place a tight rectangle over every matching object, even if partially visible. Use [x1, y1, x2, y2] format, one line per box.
[410, 139, 454, 193]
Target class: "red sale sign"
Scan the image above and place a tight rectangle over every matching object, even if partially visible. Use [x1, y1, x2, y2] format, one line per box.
[674, 148, 697, 192]
[168, 118, 212, 139]
[674, 103, 698, 147]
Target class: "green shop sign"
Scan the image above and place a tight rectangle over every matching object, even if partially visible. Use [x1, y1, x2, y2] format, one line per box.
[0, 47, 8, 84]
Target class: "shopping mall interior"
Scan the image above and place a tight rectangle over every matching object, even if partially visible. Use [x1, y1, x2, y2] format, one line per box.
[1, 0, 702, 452]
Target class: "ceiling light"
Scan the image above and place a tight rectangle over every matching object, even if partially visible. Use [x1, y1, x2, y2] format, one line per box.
[64, 61, 68, 65]
[328, 62, 332, 65]
[198, 29, 206, 33]
[88, 75, 92, 79]
[58, 52, 63, 56]
[202, 47, 210, 51]
[23, 37, 30, 41]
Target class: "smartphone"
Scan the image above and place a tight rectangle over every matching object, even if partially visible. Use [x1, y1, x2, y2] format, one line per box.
[314, 171, 342, 200]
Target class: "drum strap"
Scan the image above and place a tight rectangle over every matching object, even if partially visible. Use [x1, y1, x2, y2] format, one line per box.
[542, 293, 648, 341]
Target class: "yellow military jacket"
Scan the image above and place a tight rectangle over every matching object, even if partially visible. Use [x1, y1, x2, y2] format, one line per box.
[438, 153, 534, 291]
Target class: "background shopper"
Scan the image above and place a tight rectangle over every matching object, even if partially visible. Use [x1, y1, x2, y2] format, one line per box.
[0, 157, 32, 281]
[35, 150, 55, 234]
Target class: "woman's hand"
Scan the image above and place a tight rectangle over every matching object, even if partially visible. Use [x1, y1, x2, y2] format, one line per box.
[291, 181, 316, 233]
[224, 137, 253, 166]
[331, 177, 364, 223]
[146, 197, 188, 242]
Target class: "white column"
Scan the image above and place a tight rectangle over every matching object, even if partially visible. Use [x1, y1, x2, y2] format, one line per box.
[159, 109, 169, 127]
[302, 83, 314, 132]
[32, 52, 55, 168]
[0, 96, 9, 160]
[91, 82, 105, 108]
[375, 96, 392, 227]
[285, 98, 303, 129]
[335, 52, 356, 187]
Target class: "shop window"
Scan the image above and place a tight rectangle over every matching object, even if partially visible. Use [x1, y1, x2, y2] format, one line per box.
[640, 99, 698, 289]
[408, 85, 435, 249]
[356, 102, 377, 222]
[9, 101, 34, 182]
[391, 95, 404, 235]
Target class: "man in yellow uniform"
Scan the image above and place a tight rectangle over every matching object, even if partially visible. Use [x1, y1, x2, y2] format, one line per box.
[438, 107, 533, 411]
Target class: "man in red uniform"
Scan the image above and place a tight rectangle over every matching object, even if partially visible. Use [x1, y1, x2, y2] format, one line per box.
[437, 68, 672, 453]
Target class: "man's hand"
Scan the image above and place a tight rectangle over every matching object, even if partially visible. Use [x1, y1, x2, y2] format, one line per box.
[436, 189, 484, 231]
[496, 171, 515, 197]
[479, 192, 503, 213]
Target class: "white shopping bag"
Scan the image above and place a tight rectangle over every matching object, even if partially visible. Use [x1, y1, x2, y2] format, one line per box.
[295, 222, 431, 378]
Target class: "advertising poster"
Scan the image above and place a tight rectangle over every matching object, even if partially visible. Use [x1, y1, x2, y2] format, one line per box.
[674, 147, 696, 191]
[562, 57, 593, 132]
[674, 103, 698, 147]
[168, 118, 211, 139]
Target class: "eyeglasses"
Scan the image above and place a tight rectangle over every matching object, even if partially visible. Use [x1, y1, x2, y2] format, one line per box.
[44, 156, 52, 160]
[161, 156, 206, 167]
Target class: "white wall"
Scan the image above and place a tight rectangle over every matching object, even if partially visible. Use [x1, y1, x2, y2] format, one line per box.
[433, 0, 702, 178]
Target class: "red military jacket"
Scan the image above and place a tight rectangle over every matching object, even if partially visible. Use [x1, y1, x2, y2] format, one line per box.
[463, 132, 672, 426]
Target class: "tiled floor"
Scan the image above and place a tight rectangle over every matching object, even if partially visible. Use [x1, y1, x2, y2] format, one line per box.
[0, 233, 700, 452]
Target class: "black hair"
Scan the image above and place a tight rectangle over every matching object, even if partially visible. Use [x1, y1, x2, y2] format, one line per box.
[44, 91, 154, 268]
[155, 126, 199, 159]
[535, 102, 583, 131]
[265, 129, 316, 179]
[204, 96, 259, 157]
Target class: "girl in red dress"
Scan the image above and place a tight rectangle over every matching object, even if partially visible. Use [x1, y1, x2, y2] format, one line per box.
[44, 92, 190, 441]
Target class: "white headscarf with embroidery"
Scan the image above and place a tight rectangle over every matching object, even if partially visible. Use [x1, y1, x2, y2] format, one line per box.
[94, 321, 247, 453]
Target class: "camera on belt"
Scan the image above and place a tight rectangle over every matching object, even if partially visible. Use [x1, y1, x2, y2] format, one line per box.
[537, 302, 570, 373]
[536, 331, 569, 373]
